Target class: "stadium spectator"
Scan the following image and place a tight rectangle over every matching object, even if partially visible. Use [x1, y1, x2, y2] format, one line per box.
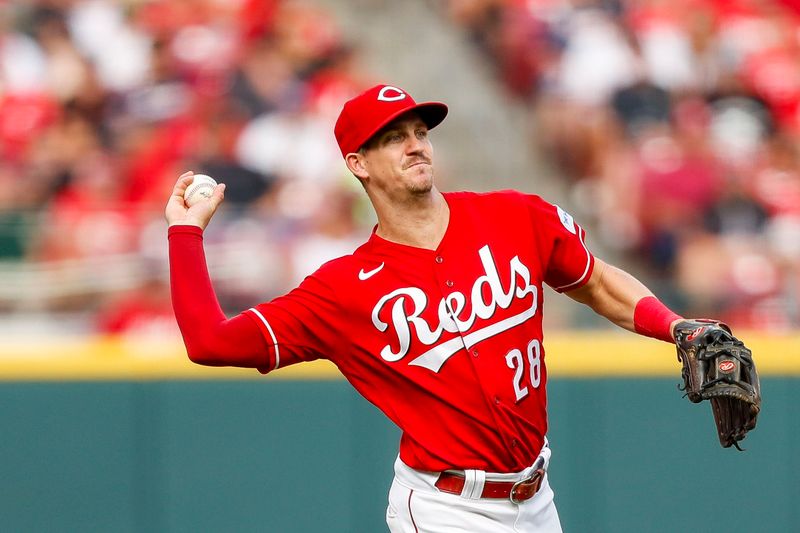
[443, 0, 800, 328]
[2, 0, 798, 332]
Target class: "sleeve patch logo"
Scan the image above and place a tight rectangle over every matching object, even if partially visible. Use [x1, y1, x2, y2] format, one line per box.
[556, 206, 576, 234]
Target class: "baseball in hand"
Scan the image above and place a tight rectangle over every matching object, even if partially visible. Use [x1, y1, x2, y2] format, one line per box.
[184, 174, 218, 207]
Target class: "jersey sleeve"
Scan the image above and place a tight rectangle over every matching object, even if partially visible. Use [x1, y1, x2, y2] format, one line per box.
[244, 266, 342, 374]
[524, 194, 594, 293]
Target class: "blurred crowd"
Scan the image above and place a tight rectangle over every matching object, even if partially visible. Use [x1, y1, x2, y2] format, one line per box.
[2, 0, 798, 336]
[0, 0, 372, 337]
[445, 0, 800, 329]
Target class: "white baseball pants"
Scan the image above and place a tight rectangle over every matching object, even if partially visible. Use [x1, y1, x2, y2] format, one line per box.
[385, 448, 563, 532]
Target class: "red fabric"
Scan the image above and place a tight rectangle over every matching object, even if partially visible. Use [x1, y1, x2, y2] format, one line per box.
[238, 0, 279, 43]
[246, 191, 594, 472]
[741, 47, 800, 130]
[168, 225, 270, 370]
[125, 118, 202, 207]
[776, 0, 800, 17]
[304, 69, 365, 117]
[0, 93, 60, 161]
[334, 84, 448, 156]
[40, 172, 141, 261]
[634, 296, 683, 343]
[96, 288, 177, 336]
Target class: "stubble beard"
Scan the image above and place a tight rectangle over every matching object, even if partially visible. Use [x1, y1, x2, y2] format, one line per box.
[407, 179, 433, 195]
[405, 167, 434, 196]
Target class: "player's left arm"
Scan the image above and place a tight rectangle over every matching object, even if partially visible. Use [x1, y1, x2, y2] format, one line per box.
[564, 258, 683, 342]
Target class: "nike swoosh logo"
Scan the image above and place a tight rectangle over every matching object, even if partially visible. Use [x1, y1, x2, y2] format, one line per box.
[358, 262, 385, 281]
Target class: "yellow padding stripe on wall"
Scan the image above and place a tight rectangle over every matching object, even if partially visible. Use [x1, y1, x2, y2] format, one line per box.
[0, 332, 797, 381]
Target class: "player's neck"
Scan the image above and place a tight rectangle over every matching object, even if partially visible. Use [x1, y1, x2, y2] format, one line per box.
[373, 188, 449, 250]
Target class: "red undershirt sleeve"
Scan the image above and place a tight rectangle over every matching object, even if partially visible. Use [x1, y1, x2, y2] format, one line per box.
[168, 225, 272, 371]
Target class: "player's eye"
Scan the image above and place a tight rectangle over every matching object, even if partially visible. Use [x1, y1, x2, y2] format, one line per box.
[416, 129, 428, 139]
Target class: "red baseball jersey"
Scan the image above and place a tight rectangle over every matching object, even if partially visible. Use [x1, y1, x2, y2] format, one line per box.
[246, 190, 594, 473]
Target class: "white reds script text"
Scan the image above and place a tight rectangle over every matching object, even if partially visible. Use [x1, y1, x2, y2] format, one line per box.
[371, 245, 538, 372]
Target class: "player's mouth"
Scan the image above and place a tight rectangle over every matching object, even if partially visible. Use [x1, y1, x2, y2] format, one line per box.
[404, 160, 431, 169]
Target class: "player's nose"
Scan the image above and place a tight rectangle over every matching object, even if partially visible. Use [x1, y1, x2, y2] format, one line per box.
[405, 133, 429, 156]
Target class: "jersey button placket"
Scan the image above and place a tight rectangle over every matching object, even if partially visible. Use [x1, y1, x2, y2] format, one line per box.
[437, 249, 498, 420]
[437, 254, 459, 330]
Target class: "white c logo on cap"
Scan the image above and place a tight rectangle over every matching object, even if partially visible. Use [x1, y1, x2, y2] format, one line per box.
[377, 86, 406, 102]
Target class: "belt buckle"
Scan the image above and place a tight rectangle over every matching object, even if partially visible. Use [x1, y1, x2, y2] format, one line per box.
[509, 468, 544, 504]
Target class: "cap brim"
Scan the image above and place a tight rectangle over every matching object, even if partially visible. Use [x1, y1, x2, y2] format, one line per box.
[414, 102, 448, 130]
[357, 102, 448, 153]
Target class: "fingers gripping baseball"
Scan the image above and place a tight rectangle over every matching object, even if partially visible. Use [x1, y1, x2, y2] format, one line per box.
[165, 171, 226, 230]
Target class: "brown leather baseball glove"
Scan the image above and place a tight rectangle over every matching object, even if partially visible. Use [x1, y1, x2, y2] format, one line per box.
[673, 319, 761, 450]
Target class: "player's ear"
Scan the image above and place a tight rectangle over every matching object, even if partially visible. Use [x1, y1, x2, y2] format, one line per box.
[345, 151, 369, 181]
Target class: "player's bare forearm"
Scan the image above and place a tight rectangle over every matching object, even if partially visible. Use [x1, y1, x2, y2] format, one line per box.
[565, 259, 661, 333]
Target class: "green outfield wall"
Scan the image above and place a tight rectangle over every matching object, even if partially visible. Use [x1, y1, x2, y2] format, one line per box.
[1, 377, 797, 533]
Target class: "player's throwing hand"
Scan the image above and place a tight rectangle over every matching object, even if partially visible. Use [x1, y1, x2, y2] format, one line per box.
[165, 171, 226, 230]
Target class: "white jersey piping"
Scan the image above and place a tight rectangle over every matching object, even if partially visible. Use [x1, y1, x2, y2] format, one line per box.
[553, 225, 592, 292]
[248, 307, 280, 371]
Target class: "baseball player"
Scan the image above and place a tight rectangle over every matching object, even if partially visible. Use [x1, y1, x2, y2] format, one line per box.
[166, 84, 688, 532]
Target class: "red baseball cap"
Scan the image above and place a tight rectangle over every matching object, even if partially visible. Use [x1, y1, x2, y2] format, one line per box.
[334, 84, 448, 157]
